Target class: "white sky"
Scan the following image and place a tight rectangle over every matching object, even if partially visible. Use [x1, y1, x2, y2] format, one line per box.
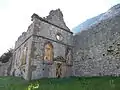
[0, 0, 120, 56]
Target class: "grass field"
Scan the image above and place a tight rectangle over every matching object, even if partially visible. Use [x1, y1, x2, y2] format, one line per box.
[0, 76, 120, 90]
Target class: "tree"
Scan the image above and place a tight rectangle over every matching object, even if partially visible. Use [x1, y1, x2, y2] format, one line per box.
[0, 49, 13, 63]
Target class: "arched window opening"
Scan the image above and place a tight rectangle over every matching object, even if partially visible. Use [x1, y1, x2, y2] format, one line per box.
[44, 42, 53, 61]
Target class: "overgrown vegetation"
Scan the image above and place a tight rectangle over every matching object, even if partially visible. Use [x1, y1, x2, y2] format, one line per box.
[0, 76, 120, 90]
[0, 49, 13, 63]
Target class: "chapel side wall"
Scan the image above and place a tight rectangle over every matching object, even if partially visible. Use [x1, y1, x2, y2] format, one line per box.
[11, 36, 33, 80]
[73, 16, 120, 77]
[11, 23, 34, 80]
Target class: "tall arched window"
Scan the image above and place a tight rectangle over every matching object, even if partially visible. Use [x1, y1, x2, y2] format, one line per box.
[44, 42, 53, 61]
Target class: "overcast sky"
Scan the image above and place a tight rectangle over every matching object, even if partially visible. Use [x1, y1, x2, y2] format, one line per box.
[0, 0, 120, 56]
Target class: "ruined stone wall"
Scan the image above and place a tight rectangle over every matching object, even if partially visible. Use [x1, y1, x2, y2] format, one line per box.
[11, 36, 33, 80]
[11, 23, 34, 80]
[73, 15, 120, 76]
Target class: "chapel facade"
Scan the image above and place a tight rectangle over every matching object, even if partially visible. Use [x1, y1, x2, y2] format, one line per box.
[10, 9, 73, 80]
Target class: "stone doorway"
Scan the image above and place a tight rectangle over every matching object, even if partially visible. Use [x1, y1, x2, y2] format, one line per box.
[56, 63, 62, 78]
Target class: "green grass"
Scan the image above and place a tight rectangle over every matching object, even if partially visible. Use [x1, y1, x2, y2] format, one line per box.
[0, 76, 120, 90]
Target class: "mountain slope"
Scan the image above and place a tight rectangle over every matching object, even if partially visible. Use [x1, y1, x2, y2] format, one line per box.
[73, 13, 103, 33]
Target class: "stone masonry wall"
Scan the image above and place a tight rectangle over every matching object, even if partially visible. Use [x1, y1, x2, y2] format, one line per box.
[0, 57, 12, 76]
[73, 15, 120, 76]
[11, 36, 33, 80]
[11, 22, 34, 80]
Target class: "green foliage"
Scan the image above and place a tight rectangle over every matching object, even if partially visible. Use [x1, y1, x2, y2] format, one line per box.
[0, 76, 120, 90]
[0, 48, 13, 63]
[26, 81, 39, 90]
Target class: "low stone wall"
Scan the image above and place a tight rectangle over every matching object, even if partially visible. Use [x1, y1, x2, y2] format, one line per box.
[0, 57, 12, 76]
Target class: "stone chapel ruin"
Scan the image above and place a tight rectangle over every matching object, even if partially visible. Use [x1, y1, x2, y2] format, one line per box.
[10, 9, 73, 80]
[1, 4, 120, 80]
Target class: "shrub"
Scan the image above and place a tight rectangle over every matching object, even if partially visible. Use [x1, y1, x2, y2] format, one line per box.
[0, 48, 13, 63]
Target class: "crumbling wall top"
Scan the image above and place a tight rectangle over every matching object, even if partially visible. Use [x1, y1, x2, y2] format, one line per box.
[31, 9, 71, 32]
